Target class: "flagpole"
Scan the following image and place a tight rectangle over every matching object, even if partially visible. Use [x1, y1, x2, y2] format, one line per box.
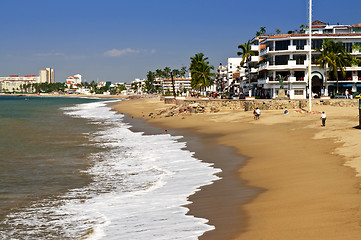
[308, 0, 312, 111]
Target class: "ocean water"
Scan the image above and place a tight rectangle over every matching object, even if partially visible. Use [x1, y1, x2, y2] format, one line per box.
[0, 95, 221, 239]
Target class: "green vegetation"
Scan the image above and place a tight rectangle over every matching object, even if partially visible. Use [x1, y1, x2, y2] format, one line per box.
[316, 39, 352, 93]
[237, 40, 256, 96]
[189, 53, 215, 92]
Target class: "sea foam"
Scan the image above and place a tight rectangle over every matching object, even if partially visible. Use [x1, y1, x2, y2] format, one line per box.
[1, 100, 221, 240]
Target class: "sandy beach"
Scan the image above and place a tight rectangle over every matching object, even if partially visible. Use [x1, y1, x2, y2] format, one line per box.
[113, 97, 361, 239]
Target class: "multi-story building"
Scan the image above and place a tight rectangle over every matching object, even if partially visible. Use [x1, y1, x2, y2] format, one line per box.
[0, 68, 54, 92]
[216, 63, 228, 92]
[39, 68, 55, 84]
[65, 74, 82, 88]
[248, 21, 361, 99]
[162, 78, 192, 94]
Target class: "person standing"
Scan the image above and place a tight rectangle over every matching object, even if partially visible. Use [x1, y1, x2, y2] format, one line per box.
[256, 107, 261, 120]
[320, 112, 326, 127]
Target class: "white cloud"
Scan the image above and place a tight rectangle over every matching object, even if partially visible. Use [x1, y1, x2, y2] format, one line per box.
[104, 48, 156, 57]
[34, 52, 65, 57]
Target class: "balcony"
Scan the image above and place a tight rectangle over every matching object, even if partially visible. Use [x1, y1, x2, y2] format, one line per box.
[288, 45, 297, 51]
[288, 76, 297, 82]
[251, 45, 260, 51]
[288, 60, 297, 66]
[260, 47, 269, 56]
[258, 77, 269, 84]
[251, 56, 260, 62]
[259, 62, 269, 71]
[304, 45, 311, 51]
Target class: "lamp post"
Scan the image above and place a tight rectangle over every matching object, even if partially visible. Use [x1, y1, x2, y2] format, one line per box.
[308, 0, 313, 111]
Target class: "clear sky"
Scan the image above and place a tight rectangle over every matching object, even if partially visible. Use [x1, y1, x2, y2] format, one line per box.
[1, 0, 361, 83]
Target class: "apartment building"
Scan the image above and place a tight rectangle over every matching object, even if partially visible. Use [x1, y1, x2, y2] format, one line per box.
[0, 68, 54, 92]
[249, 21, 361, 99]
[39, 68, 55, 84]
[162, 78, 192, 94]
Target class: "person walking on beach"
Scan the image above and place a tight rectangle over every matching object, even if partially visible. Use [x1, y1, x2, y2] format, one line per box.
[320, 112, 326, 127]
[256, 108, 261, 120]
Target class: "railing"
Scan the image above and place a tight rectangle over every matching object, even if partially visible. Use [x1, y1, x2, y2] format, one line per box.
[251, 56, 260, 62]
[260, 47, 269, 56]
[288, 45, 297, 51]
[288, 77, 296, 82]
[288, 60, 297, 66]
[259, 62, 269, 71]
[251, 45, 260, 51]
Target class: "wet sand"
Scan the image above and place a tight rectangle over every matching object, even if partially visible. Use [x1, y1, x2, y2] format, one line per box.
[113, 97, 361, 239]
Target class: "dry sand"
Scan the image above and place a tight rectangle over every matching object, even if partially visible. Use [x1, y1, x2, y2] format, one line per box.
[113, 97, 361, 240]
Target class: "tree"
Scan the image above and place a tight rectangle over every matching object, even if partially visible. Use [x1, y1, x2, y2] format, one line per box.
[189, 53, 215, 93]
[180, 66, 188, 78]
[276, 29, 281, 35]
[237, 40, 256, 96]
[144, 71, 155, 93]
[316, 39, 335, 96]
[299, 24, 306, 33]
[260, 26, 266, 35]
[327, 41, 352, 93]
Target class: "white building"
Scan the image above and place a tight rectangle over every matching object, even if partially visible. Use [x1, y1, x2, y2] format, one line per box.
[161, 78, 192, 94]
[0, 68, 54, 92]
[66, 74, 82, 88]
[215, 63, 228, 92]
[39, 68, 55, 84]
[250, 21, 361, 99]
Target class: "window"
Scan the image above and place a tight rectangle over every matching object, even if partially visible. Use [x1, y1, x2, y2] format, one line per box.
[275, 55, 289, 65]
[294, 40, 307, 50]
[312, 39, 323, 49]
[294, 89, 304, 95]
[266, 42, 274, 51]
[294, 55, 306, 65]
[275, 40, 290, 51]
[343, 42, 352, 53]
[295, 71, 305, 81]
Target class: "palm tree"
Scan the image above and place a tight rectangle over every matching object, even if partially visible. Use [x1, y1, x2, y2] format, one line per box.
[145, 71, 155, 93]
[299, 24, 306, 33]
[327, 41, 352, 93]
[155, 69, 163, 78]
[190, 61, 214, 90]
[189, 53, 214, 93]
[163, 67, 171, 78]
[316, 39, 335, 96]
[180, 66, 187, 78]
[276, 29, 281, 35]
[237, 40, 256, 96]
[260, 26, 266, 35]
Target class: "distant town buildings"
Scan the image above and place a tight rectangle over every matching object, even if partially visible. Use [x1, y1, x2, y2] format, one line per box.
[39, 68, 55, 84]
[0, 68, 54, 92]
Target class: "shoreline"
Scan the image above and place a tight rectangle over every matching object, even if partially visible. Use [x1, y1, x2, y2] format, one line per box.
[113, 97, 361, 239]
[121, 114, 260, 239]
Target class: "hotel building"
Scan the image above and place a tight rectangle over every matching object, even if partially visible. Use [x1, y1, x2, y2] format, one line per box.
[247, 21, 361, 99]
[0, 68, 54, 92]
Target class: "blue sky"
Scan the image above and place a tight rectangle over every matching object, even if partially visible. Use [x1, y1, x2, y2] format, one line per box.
[1, 0, 361, 83]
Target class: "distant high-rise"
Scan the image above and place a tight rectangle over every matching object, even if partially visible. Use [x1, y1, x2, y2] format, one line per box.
[39, 68, 55, 83]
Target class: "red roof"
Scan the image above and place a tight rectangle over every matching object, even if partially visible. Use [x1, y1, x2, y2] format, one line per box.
[352, 23, 361, 28]
[312, 20, 327, 26]
[267, 33, 361, 39]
